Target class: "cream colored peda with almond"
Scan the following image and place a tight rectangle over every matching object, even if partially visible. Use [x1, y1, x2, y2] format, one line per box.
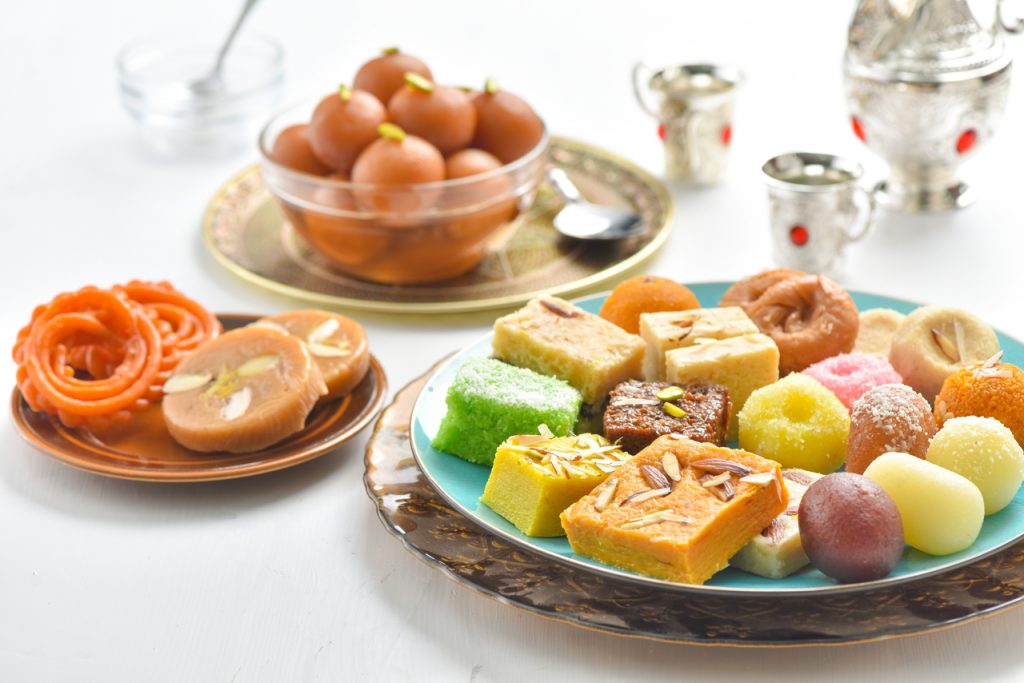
[252, 310, 370, 399]
[161, 327, 327, 453]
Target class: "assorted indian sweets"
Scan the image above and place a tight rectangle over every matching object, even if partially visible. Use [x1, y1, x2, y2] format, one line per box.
[430, 269, 1024, 585]
[13, 285, 371, 454]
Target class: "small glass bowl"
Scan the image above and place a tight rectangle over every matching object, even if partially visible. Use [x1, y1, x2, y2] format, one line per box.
[117, 31, 284, 156]
[258, 99, 549, 285]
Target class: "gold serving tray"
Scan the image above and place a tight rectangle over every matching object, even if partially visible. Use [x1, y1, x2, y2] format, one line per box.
[203, 137, 672, 314]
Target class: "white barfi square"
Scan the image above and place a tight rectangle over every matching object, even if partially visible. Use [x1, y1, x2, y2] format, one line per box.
[639, 307, 758, 381]
[664, 333, 779, 440]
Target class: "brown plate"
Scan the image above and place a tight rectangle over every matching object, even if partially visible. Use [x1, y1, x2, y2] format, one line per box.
[11, 314, 388, 482]
[202, 137, 673, 314]
[364, 361, 1024, 647]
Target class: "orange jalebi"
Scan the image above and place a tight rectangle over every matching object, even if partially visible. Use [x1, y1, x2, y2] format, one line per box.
[112, 280, 222, 399]
[12, 282, 220, 432]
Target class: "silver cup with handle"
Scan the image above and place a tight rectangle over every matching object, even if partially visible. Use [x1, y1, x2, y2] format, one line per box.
[632, 63, 743, 184]
[761, 152, 876, 275]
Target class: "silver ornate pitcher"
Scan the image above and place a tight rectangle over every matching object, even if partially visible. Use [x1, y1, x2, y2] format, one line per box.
[844, 0, 1022, 211]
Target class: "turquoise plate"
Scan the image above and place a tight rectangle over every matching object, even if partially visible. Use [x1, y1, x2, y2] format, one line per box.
[410, 282, 1024, 596]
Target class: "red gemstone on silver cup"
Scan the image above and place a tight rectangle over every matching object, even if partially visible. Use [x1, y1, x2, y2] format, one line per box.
[956, 129, 977, 154]
[851, 116, 866, 142]
[720, 124, 732, 146]
[790, 225, 809, 247]
[657, 123, 666, 141]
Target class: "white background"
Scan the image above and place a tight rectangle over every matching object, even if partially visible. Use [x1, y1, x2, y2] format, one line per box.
[2, 0, 1024, 680]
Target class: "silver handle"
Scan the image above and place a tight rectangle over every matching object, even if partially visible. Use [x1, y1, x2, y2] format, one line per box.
[998, 0, 1024, 33]
[547, 168, 582, 203]
[845, 185, 876, 243]
[631, 62, 660, 118]
[211, 0, 262, 78]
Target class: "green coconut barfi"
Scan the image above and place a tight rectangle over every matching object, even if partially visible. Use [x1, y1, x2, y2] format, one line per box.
[431, 358, 582, 465]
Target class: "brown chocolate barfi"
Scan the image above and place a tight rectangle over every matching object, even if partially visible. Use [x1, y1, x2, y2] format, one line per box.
[603, 380, 731, 453]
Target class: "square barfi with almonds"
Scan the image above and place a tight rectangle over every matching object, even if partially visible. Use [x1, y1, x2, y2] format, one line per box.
[481, 433, 632, 537]
[431, 358, 582, 465]
[664, 333, 780, 440]
[492, 296, 645, 405]
[730, 468, 823, 579]
[640, 307, 758, 381]
[603, 380, 730, 453]
[560, 435, 787, 585]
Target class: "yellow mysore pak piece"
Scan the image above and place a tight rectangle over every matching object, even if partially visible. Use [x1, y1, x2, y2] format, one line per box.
[492, 297, 645, 405]
[561, 435, 787, 585]
[481, 433, 632, 537]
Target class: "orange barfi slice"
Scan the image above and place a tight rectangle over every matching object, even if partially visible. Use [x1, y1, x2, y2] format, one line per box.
[561, 435, 787, 585]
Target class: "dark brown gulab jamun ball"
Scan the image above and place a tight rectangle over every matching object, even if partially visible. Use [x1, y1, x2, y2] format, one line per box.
[271, 124, 331, 176]
[798, 473, 905, 583]
[471, 78, 544, 163]
[444, 148, 503, 179]
[308, 85, 387, 175]
[353, 48, 433, 105]
[387, 74, 477, 156]
[350, 123, 445, 213]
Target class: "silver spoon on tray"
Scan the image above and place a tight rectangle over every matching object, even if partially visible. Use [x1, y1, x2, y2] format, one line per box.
[548, 167, 645, 240]
[188, 0, 262, 96]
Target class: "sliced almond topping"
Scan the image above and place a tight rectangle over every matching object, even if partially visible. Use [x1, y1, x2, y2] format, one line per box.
[609, 398, 661, 407]
[761, 518, 785, 544]
[163, 371, 213, 394]
[621, 509, 690, 530]
[308, 318, 340, 344]
[661, 452, 681, 482]
[641, 464, 671, 489]
[931, 327, 960, 363]
[701, 472, 731, 488]
[307, 341, 352, 358]
[537, 423, 555, 439]
[248, 319, 289, 335]
[540, 300, 579, 318]
[691, 458, 752, 477]
[953, 319, 966, 364]
[512, 434, 547, 446]
[221, 387, 252, 421]
[622, 487, 672, 505]
[593, 477, 619, 512]
[935, 399, 949, 423]
[782, 469, 814, 486]
[236, 354, 279, 377]
[981, 350, 1005, 369]
[739, 471, 776, 487]
[550, 456, 566, 479]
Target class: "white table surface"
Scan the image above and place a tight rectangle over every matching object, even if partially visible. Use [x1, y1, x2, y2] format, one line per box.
[3, 0, 1023, 680]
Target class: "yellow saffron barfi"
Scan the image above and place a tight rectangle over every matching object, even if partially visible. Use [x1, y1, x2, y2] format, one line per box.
[561, 435, 787, 585]
[639, 307, 759, 381]
[481, 434, 632, 537]
[664, 333, 780, 440]
[492, 297, 645, 405]
[729, 469, 822, 579]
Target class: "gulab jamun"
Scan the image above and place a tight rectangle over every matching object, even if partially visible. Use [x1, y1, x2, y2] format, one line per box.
[471, 78, 544, 163]
[798, 472, 904, 583]
[445, 148, 503, 179]
[308, 85, 387, 175]
[350, 123, 445, 213]
[271, 124, 331, 176]
[353, 48, 433, 104]
[388, 73, 477, 156]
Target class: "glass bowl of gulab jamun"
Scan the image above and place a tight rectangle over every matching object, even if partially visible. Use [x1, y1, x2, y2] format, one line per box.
[258, 48, 548, 285]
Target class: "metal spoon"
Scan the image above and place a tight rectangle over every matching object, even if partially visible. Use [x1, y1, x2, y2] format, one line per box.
[188, 0, 261, 96]
[548, 168, 645, 240]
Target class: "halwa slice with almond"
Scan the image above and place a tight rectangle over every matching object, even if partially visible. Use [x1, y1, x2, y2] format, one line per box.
[253, 310, 370, 400]
[162, 327, 327, 453]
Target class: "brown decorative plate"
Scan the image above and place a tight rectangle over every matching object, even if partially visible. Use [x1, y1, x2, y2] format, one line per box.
[11, 314, 387, 483]
[364, 362, 1024, 647]
[203, 137, 672, 314]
